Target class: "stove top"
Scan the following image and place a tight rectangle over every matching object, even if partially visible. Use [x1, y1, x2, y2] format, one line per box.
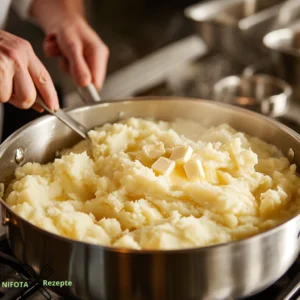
[2, 35, 300, 300]
[0, 235, 61, 300]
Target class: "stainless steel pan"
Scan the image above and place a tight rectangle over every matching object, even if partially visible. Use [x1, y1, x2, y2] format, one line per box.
[263, 23, 300, 99]
[213, 74, 292, 117]
[1, 97, 300, 300]
[184, 0, 284, 65]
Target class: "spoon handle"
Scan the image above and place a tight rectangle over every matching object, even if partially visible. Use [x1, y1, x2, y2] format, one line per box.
[35, 96, 89, 140]
[77, 83, 101, 104]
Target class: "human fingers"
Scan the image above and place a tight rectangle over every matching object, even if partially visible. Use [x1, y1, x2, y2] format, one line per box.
[56, 36, 91, 87]
[0, 54, 14, 104]
[84, 41, 109, 90]
[10, 68, 36, 109]
[28, 53, 59, 110]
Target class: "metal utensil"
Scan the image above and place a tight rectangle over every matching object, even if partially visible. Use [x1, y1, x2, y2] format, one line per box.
[77, 83, 101, 104]
[213, 74, 292, 117]
[35, 97, 89, 140]
[36, 83, 101, 139]
[1, 98, 300, 300]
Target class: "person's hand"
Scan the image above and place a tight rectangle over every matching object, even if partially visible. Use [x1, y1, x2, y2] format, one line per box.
[0, 30, 59, 111]
[43, 15, 109, 91]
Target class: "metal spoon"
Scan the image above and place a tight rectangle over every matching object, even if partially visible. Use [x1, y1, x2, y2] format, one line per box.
[35, 83, 101, 139]
[35, 97, 89, 139]
[77, 83, 101, 104]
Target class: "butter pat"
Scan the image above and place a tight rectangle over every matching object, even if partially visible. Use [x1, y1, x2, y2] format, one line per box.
[152, 157, 175, 176]
[184, 159, 205, 181]
[142, 142, 165, 160]
[170, 145, 193, 164]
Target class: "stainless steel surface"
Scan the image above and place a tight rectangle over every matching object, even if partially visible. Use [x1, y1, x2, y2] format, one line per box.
[14, 148, 25, 164]
[77, 83, 101, 104]
[1, 98, 300, 300]
[35, 97, 89, 140]
[263, 24, 300, 98]
[184, 0, 284, 65]
[213, 74, 292, 117]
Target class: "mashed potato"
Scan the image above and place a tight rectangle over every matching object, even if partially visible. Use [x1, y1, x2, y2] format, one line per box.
[4, 118, 300, 250]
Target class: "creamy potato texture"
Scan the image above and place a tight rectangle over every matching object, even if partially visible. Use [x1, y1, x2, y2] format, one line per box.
[4, 118, 300, 250]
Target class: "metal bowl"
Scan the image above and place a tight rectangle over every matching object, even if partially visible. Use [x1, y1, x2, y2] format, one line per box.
[213, 74, 292, 117]
[263, 25, 300, 98]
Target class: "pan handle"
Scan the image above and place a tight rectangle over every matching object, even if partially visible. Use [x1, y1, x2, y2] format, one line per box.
[77, 83, 101, 104]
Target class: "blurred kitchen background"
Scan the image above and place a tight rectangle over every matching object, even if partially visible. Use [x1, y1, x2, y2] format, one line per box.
[2, 0, 300, 140]
[2, 0, 203, 139]
[7, 0, 200, 86]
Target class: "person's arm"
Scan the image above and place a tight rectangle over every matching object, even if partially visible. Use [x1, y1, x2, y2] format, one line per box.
[30, 0, 109, 90]
[31, 0, 84, 31]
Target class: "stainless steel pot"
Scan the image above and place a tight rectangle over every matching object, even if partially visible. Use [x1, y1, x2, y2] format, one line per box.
[184, 0, 284, 65]
[263, 24, 300, 98]
[213, 74, 292, 117]
[1, 98, 300, 300]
